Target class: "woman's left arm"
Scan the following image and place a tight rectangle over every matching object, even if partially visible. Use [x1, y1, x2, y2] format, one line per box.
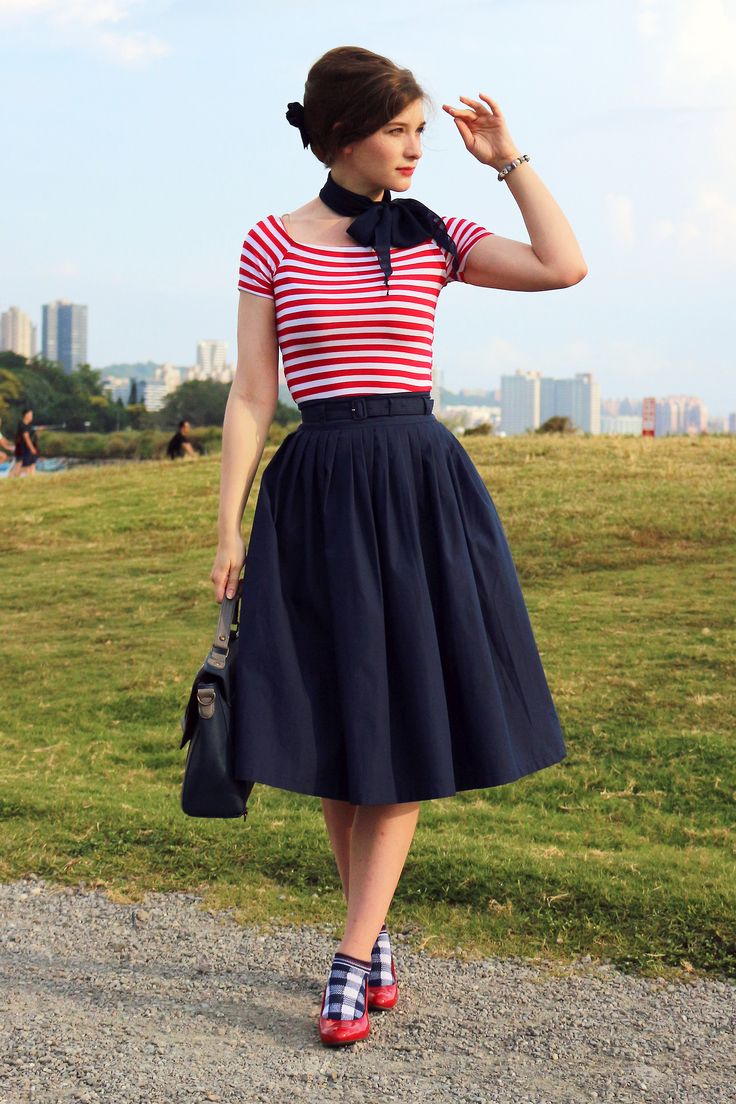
[443, 92, 588, 292]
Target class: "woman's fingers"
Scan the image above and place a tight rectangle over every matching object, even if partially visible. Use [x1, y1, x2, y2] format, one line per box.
[478, 93, 503, 116]
[225, 568, 241, 599]
[444, 94, 499, 124]
[212, 564, 233, 602]
[457, 93, 500, 118]
[442, 103, 476, 119]
[211, 534, 246, 600]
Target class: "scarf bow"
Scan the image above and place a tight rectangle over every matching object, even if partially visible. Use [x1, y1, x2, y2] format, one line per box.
[319, 170, 460, 295]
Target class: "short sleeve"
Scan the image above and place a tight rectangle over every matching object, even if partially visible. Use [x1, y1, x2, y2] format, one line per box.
[440, 216, 494, 284]
[237, 221, 277, 299]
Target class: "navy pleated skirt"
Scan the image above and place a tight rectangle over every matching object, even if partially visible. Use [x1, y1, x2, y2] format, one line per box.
[231, 390, 567, 805]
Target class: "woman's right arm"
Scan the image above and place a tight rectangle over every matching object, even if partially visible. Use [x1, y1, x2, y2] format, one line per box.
[211, 290, 280, 602]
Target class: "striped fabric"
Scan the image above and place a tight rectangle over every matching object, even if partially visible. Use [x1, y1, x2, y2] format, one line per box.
[237, 213, 493, 403]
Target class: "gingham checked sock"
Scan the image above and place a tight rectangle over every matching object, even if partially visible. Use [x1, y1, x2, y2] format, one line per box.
[323, 953, 371, 1020]
[369, 923, 394, 986]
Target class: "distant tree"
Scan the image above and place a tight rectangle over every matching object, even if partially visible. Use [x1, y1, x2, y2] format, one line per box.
[0, 367, 23, 416]
[154, 381, 300, 430]
[71, 363, 107, 399]
[1, 355, 134, 432]
[156, 379, 230, 428]
[0, 350, 27, 372]
[537, 415, 576, 434]
[125, 402, 153, 430]
[128, 378, 138, 405]
[273, 398, 300, 427]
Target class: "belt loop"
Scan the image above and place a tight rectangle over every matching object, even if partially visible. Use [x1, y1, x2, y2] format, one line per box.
[387, 396, 393, 416]
[350, 397, 367, 420]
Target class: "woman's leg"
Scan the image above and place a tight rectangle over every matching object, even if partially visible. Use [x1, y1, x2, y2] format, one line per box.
[320, 798, 356, 902]
[321, 798, 421, 961]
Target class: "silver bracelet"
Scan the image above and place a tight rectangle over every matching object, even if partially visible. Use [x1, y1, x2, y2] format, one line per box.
[497, 153, 530, 181]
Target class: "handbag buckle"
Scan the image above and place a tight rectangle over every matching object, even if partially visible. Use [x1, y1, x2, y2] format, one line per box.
[196, 686, 216, 719]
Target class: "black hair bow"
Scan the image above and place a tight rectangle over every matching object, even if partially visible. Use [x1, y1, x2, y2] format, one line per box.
[286, 101, 310, 149]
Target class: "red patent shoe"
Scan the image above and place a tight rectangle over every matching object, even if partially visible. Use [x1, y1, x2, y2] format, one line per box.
[318, 986, 371, 1046]
[366, 955, 398, 1010]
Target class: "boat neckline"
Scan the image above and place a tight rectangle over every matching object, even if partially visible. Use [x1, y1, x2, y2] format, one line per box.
[275, 214, 433, 252]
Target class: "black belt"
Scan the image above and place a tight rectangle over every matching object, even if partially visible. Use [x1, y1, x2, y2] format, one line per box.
[299, 392, 434, 423]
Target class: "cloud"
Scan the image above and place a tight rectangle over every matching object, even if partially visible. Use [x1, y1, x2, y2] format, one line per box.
[633, 1, 736, 264]
[635, 0, 736, 99]
[0, 0, 170, 65]
[647, 104, 736, 264]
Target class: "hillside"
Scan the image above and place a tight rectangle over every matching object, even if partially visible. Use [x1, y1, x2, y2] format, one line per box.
[1, 433, 734, 977]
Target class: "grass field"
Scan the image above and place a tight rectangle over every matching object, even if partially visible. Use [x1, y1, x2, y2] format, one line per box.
[1, 430, 734, 981]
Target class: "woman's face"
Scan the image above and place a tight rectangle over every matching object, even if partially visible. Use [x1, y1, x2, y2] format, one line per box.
[332, 97, 426, 201]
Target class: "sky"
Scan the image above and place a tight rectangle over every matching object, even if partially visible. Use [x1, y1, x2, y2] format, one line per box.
[1, 0, 735, 417]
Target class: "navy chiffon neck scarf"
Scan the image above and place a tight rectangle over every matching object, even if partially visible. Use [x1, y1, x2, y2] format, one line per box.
[318, 171, 459, 295]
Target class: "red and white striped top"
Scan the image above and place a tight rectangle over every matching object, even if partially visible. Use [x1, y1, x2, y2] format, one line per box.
[237, 213, 493, 403]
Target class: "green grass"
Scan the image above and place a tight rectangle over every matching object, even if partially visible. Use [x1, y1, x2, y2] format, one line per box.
[1, 431, 734, 981]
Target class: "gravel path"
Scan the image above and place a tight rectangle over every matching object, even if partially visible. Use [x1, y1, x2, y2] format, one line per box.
[1, 877, 734, 1104]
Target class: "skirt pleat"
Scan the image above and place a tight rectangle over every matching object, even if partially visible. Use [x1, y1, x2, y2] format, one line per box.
[231, 403, 567, 804]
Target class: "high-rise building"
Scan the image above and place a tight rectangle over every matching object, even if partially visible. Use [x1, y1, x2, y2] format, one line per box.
[540, 371, 600, 434]
[501, 369, 600, 435]
[42, 300, 88, 374]
[196, 340, 228, 380]
[707, 415, 727, 433]
[500, 370, 542, 435]
[141, 363, 182, 412]
[100, 375, 132, 404]
[1, 306, 37, 358]
[655, 395, 708, 435]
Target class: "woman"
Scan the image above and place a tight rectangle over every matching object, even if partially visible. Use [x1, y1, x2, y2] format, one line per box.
[211, 46, 587, 1047]
[9, 408, 40, 477]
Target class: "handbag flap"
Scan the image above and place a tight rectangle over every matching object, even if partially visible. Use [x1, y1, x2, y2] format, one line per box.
[179, 579, 243, 749]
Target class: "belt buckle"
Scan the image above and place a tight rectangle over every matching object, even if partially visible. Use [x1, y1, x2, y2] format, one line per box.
[350, 397, 367, 420]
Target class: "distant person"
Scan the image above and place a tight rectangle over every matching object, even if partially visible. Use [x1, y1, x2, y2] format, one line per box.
[0, 417, 15, 465]
[9, 408, 44, 477]
[166, 419, 197, 460]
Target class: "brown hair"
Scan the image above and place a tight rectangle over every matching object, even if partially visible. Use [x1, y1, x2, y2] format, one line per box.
[301, 46, 431, 168]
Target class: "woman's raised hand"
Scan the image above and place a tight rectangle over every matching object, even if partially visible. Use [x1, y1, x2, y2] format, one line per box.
[442, 93, 521, 171]
[211, 534, 246, 603]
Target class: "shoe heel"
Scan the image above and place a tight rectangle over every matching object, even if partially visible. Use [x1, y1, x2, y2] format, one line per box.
[366, 954, 398, 1010]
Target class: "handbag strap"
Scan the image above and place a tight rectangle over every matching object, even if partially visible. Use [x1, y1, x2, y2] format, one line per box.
[207, 576, 243, 670]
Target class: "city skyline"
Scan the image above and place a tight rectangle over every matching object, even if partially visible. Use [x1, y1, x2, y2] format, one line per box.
[2, 3, 735, 417]
[3, 295, 735, 427]
[2, 312, 725, 433]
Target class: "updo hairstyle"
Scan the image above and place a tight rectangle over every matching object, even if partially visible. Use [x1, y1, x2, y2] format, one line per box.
[298, 46, 431, 168]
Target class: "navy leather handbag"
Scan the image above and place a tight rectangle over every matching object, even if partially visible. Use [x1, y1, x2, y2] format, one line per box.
[179, 578, 253, 819]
